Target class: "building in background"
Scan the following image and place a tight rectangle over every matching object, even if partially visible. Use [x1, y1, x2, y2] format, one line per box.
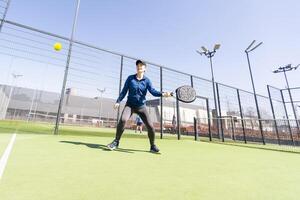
[0, 84, 214, 128]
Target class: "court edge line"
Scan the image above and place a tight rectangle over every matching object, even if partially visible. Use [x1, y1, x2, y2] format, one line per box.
[0, 133, 16, 179]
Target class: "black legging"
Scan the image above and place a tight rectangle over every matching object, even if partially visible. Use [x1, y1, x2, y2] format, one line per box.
[115, 105, 155, 146]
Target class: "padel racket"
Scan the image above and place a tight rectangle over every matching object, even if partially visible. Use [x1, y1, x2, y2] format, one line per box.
[170, 85, 196, 103]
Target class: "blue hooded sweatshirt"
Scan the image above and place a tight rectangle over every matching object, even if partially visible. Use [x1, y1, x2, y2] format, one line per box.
[116, 74, 162, 107]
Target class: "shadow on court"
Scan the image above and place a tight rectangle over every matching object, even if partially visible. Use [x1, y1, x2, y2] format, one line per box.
[201, 140, 300, 155]
[59, 140, 154, 154]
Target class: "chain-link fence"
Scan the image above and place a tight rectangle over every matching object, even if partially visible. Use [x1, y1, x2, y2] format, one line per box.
[0, 18, 299, 146]
[281, 87, 300, 134]
[0, 19, 67, 134]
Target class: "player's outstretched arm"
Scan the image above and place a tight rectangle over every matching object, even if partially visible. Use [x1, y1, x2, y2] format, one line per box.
[114, 77, 130, 109]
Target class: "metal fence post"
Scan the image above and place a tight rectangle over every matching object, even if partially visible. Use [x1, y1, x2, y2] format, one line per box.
[160, 67, 163, 139]
[230, 116, 235, 141]
[0, 0, 12, 32]
[206, 98, 212, 141]
[116, 56, 123, 123]
[254, 94, 265, 145]
[194, 117, 198, 141]
[237, 89, 247, 143]
[267, 85, 280, 145]
[280, 89, 294, 145]
[190, 75, 194, 88]
[191, 75, 196, 140]
[284, 75, 300, 135]
[216, 83, 224, 142]
[176, 97, 181, 140]
[245, 50, 265, 145]
[54, 0, 81, 135]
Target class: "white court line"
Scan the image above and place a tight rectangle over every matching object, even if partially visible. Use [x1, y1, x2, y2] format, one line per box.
[0, 133, 16, 179]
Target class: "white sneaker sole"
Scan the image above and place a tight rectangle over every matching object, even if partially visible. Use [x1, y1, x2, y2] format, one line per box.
[107, 145, 117, 151]
[150, 150, 160, 153]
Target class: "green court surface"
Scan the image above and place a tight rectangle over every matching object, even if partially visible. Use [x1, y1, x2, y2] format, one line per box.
[0, 134, 12, 156]
[0, 122, 300, 200]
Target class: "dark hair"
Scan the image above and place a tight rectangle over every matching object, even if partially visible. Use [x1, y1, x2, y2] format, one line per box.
[136, 60, 146, 66]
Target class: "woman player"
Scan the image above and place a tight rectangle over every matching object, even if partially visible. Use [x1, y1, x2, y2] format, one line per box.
[107, 60, 172, 153]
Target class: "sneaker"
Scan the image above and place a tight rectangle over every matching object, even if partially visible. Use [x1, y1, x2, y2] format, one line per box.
[107, 140, 119, 151]
[150, 145, 160, 153]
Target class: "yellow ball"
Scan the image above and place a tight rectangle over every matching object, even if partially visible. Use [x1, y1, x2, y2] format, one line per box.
[54, 42, 62, 51]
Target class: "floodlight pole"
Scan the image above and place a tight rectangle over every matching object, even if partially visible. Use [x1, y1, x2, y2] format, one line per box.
[97, 88, 106, 122]
[4, 73, 22, 119]
[0, 0, 12, 32]
[196, 47, 220, 138]
[54, 0, 81, 135]
[208, 53, 220, 137]
[273, 65, 300, 134]
[245, 41, 265, 145]
[283, 68, 299, 130]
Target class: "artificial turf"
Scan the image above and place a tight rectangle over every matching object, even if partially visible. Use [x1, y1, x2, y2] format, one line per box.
[0, 124, 300, 200]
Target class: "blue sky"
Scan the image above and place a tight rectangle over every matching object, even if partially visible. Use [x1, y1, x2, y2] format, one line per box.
[2, 0, 300, 97]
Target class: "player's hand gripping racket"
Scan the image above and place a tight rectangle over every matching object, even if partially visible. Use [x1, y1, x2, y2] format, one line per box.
[170, 85, 197, 103]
